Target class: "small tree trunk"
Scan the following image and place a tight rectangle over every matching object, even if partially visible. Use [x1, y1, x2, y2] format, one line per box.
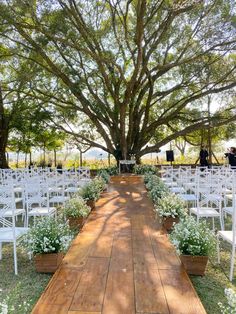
[43, 144, 46, 164]
[0, 132, 9, 169]
[24, 153, 27, 168]
[29, 151, 32, 164]
[54, 149, 57, 167]
[0, 150, 8, 168]
[80, 151, 83, 167]
[16, 151, 19, 168]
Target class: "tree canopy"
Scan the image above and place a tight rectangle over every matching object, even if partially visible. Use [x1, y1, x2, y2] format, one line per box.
[0, 0, 236, 162]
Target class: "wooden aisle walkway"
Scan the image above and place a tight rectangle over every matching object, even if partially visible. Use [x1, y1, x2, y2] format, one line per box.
[32, 175, 207, 314]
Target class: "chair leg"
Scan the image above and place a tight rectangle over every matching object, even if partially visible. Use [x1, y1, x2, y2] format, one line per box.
[229, 245, 236, 281]
[13, 241, 18, 275]
[217, 234, 221, 263]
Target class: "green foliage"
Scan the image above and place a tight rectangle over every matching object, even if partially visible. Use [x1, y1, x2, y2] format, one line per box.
[170, 216, 216, 256]
[100, 166, 119, 176]
[22, 217, 73, 255]
[63, 197, 91, 218]
[78, 177, 106, 201]
[97, 170, 110, 184]
[133, 164, 158, 175]
[155, 193, 187, 218]
[144, 174, 169, 203]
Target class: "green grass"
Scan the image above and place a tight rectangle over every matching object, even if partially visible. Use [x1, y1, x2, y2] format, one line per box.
[191, 255, 236, 314]
[1, 218, 236, 314]
[0, 244, 52, 313]
[190, 215, 236, 314]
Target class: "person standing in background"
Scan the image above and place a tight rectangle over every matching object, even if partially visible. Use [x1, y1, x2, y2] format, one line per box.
[199, 145, 209, 168]
[225, 147, 236, 168]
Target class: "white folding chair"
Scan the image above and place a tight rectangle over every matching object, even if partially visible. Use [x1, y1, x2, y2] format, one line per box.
[0, 183, 28, 274]
[217, 179, 236, 281]
[24, 179, 56, 227]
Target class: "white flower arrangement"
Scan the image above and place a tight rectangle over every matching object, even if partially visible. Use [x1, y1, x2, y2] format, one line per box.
[79, 177, 105, 201]
[218, 288, 236, 314]
[134, 164, 157, 175]
[0, 301, 7, 314]
[21, 216, 73, 255]
[63, 196, 91, 218]
[155, 193, 187, 218]
[169, 216, 216, 256]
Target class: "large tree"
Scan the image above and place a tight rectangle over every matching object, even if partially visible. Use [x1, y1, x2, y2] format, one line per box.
[1, 0, 236, 161]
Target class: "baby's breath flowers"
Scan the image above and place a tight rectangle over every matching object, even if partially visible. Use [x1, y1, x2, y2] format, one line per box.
[218, 288, 236, 314]
[21, 216, 73, 255]
[169, 216, 216, 256]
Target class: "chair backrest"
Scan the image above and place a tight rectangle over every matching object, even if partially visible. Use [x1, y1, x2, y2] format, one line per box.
[0, 182, 16, 227]
[78, 167, 90, 179]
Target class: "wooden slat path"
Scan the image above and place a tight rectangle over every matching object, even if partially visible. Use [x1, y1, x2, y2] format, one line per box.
[32, 175, 207, 314]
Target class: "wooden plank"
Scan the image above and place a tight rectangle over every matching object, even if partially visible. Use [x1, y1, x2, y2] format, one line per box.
[103, 269, 135, 314]
[40, 267, 83, 304]
[89, 235, 113, 258]
[151, 235, 182, 270]
[32, 303, 70, 314]
[70, 257, 109, 312]
[68, 312, 101, 314]
[159, 269, 207, 314]
[62, 235, 96, 268]
[133, 250, 158, 271]
[134, 268, 169, 314]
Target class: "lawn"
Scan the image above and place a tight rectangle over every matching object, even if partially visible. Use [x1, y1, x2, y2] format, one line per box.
[0, 244, 51, 314]
[1, 216, 236, 314]
[1, 242, 236, 314]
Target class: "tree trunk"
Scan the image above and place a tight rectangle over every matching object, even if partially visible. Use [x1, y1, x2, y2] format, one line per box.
[43, 144, 46, 164]
[24, 153, 27, 168]
[80, 150, 83, 167]
[0, 84, 9, 169]
[54, 149, 57, 167]
[0, 130, 9, 169]
[29, 150, 32, 164]
[0, 149, 8, 168]
[16, 151, 19, 168]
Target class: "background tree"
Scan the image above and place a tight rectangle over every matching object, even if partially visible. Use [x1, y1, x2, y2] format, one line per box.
[1, 0, 236, 162]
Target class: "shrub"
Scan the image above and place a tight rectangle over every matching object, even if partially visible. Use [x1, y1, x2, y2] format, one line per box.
[22, 217, 73, 255]
[63, 197, 91, 218]
[97, 170, 110, 184]
[155, 193, 187, 218]
[133, 164, 157, 175]
[79, 179, 101, 201]
[169, 216, 216, 256]
[101, 166, 119, 175]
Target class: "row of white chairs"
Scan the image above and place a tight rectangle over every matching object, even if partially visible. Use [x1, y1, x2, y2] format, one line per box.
[160, 165, 236, 281]
[0, 167, 91, 274]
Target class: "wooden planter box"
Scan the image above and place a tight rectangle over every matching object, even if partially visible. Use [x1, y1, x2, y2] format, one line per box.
[34, 252, 64, 273]
[162, 216, 179, 231]
[180, 255, 208, 276]
[68, 216, 86, 230]
[86, 200, 96, 210]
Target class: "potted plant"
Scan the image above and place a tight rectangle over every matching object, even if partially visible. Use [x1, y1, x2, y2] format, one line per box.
[63, 196, 91, 230]
[97, 170, 110, 185]
[155, 193, 186, 231]
[133, 164, 158, 175]
[22, 216, 73, 273]
[79, 180, 101, 210]
[170, 216, 216, 275]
